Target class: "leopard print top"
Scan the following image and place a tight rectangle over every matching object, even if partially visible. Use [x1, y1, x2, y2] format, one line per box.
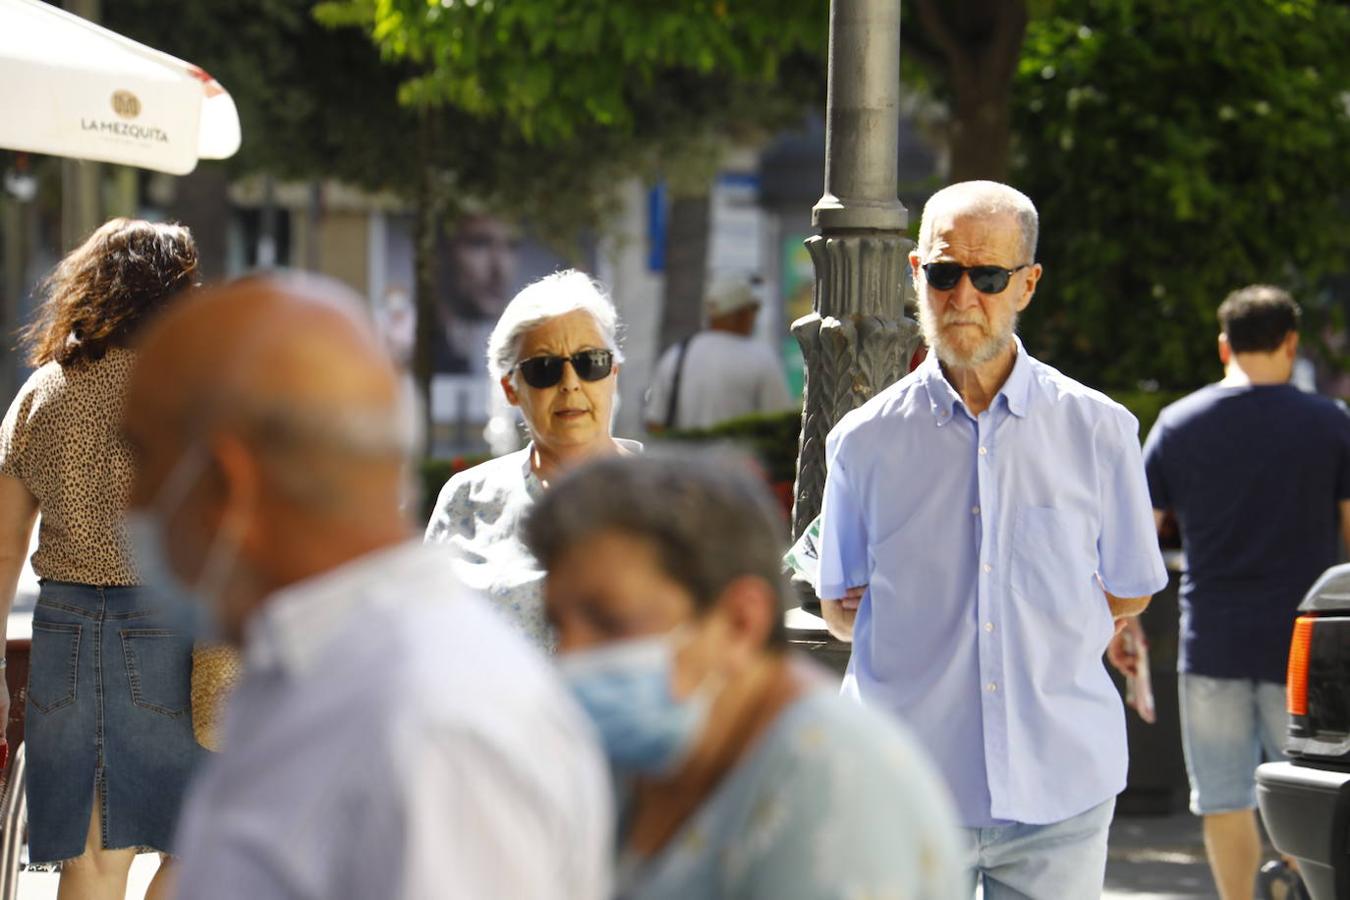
[0, 347, 138, 585]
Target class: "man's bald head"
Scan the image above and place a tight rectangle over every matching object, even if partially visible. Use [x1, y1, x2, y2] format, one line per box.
[129, 273, 415, 509]
[916, 181, 1039, 265]
[125, 273, 418, 641]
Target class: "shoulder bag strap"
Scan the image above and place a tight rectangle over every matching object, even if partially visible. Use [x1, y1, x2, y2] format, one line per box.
[664, 334, 696, 430]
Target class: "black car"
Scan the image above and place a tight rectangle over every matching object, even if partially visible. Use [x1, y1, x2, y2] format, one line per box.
[1257, 563, 1350, 900]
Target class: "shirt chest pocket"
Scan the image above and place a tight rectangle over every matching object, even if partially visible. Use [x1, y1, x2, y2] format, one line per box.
[1010, 506, 1097, 614]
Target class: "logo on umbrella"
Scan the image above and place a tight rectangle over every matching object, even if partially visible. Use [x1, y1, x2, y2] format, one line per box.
[111, 91, 141, 120]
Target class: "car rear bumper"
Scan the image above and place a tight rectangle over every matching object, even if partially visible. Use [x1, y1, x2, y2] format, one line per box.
[1257, 761, 1350, 900]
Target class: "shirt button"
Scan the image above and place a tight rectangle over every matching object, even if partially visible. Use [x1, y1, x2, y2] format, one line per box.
[986, 682, 998, 692]
[984, 622, 995, 633]
[982, 563, 993, 573]
[972, 506, 981, 515]
[978, 446, 988, 456]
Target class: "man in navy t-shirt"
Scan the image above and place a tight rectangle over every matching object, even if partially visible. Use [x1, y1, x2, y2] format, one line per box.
[1111, 284, 1350, 900]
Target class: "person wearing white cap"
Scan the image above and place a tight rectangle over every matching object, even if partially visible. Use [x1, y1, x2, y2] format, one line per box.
[644, 276, 796, 433]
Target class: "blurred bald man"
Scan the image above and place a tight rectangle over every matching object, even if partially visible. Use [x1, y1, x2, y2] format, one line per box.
[123, 274, 612, 900]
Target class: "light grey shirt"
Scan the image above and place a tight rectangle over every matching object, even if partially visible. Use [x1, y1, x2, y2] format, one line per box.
[644, 332, 796, 431]
[424, 440, 643, 649]
[171, 542, 613, 900]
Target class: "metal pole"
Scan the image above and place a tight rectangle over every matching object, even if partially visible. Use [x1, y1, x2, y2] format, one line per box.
[60, 159, 102, 252]
[813, 0, 906, 233]
[0, 743, 28, 899]
[791, 0, 920, 554]
[1, 197, 25, 403]
[61, 0, 103, 252]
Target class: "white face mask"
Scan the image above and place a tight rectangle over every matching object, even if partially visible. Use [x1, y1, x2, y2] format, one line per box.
[122, 445, 243, 639]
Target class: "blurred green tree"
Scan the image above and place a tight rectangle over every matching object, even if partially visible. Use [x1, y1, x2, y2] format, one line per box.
[1014, 0, 1350, 391]
[898, 0, 1350, 392]
[312, 0, 824, 146]
[899, 0, 1033, 182]
[104, 0, 663, 429]
[313, 0, 828, 351]
[103, 0, 645, 235]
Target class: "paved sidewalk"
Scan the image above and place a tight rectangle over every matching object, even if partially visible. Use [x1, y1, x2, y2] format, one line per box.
[1104, 813, 1218, 899]
[8, 814, 1232, 899]
[18, 854, 157, 898]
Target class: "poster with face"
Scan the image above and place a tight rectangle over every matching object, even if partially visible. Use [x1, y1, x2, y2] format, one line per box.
[431, 213, 523, 376]
[371, 211, 585, 455]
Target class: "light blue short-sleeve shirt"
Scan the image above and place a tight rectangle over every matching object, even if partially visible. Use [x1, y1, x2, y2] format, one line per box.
[617, 687, 964, 900]
[815, 341, 1167, 827]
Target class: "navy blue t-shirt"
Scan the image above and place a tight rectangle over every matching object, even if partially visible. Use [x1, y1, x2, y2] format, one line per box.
[1143, 383, 1350, 683]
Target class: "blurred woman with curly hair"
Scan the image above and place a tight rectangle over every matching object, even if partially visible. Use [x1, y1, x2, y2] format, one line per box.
[0, 218, 201, 899]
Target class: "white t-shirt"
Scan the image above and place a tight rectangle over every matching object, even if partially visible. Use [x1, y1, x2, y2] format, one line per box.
[645, 331, 796, 431]
[172, 542, 612, 900]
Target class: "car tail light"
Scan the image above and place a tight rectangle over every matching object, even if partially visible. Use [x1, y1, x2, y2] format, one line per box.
[1288, 615, 1316, 716]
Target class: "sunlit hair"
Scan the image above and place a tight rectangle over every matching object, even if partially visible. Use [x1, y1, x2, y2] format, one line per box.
[485, 269, 624, 382]
[524, 450, 790, 648]
[1218, 284, 1301, 354]
[23, 218, 198, 367]
[915, 180, 1039, 265]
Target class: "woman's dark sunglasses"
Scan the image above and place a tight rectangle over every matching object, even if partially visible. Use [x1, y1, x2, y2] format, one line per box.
[922, 262, 1029, 294]
[513, 349, 615, 389]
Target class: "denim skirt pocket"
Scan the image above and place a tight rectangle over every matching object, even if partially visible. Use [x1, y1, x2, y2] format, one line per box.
[28, 621, 81, 714]
[120, 629, 191, 718]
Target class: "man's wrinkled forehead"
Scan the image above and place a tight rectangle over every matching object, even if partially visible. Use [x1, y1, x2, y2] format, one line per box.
[922, 210, 1021, 260]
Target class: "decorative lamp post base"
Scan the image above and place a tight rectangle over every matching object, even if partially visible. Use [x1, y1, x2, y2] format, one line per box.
[791, 233, 921, 542]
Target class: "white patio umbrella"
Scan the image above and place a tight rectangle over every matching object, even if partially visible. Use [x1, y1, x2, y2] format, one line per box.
[0, 0, 241, 174]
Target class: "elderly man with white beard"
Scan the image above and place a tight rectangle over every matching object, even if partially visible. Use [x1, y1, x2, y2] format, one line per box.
[813, 180, 1167, 898]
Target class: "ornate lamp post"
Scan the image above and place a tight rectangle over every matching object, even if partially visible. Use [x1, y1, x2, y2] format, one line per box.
[791, 0, 922, 584]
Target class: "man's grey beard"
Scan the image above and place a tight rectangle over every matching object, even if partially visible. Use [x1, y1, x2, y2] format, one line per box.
[918, 299, 1017, 369]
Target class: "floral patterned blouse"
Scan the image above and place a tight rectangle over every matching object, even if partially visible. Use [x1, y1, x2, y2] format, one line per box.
[615, 687, 965, 900]
[424, 440, 642, 650]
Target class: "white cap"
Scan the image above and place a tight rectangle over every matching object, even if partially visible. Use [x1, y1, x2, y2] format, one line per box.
[704, 276, 761, 318]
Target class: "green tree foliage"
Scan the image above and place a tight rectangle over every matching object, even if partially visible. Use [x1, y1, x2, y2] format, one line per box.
[899, 0, 1032, 182]
[316, 0, 828, 352]
[105, 0, 418, 191]
[315, 0, 826, 148]
[1014, 0, 1350, 390]
[112, 0, 828, 258]
[104, 0, 646, 238]
[305, 0, 831, 245]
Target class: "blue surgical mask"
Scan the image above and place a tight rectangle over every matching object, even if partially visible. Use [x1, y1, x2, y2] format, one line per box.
[122, 446, 239, 639]
[558, 633, 714, 776]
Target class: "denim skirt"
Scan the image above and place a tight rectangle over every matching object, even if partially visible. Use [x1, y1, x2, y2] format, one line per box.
[25, 581, 204, 863]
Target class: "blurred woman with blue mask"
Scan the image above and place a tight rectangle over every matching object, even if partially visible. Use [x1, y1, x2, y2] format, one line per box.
[0, 219, 202, 899]
[525, 453, 965, 900]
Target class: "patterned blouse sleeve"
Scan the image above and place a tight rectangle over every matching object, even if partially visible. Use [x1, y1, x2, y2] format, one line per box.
[424, 472, 469, 545]
[0, 382, 37, 483]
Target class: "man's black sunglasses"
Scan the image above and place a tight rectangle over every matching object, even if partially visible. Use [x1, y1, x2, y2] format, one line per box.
[513, 349, 615, 389]
[922, 262, 1030, 294]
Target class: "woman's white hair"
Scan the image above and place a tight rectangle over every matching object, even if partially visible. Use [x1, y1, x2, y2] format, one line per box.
[486, 269, 624, 381]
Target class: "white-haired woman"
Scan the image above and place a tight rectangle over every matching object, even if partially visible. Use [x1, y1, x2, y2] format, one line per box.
[425, 269, 639, 648]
